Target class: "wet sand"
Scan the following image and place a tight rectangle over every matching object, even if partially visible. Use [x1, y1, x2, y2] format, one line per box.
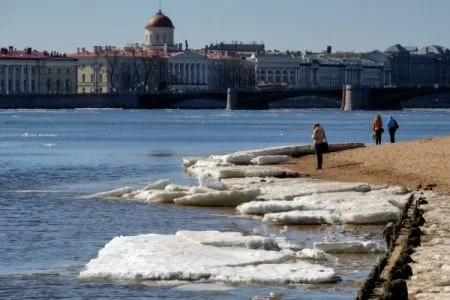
[287, 136, 450, 299]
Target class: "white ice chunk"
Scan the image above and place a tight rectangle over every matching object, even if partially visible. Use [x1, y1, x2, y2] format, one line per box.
[223, 153, 255, 165]
[183, 156, 204, 168]
[164, 184, 192, 192]
[262, 210, 337, 225]
[314, 240, 385, 254]
[142, 179, 171, 191]
[146, 191, 188, 203]
[198, 173, 228, 191]
[251, 155, 291, 165]
[296, 248, 335, 261]
[225, 177, 371, 201]
[215, 166, 300, 179]
[188, 186, 216, 194]
[82, 187, 134, 199]
[133, 190, 153, 201]
[173, 189, 261, 207]
[173, 283, 234, 292]
[176, 230, 281, 251]
[340, 209, 400, 224]
[79, 233, 338, 284]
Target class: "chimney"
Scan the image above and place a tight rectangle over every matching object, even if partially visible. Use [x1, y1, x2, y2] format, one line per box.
[77, 47, 80, 54]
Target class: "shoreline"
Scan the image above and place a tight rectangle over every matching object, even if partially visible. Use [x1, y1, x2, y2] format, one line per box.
[286, 136, 450, 299]
[287, 136, 450, 194]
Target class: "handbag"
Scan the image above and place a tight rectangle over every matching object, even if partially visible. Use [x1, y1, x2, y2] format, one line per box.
[322, 132, 329, 153]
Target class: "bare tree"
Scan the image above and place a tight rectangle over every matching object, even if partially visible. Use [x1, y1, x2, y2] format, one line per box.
[103, 48, 120, 92]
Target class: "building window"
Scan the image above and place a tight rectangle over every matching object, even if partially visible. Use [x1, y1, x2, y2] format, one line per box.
[65, 79, 70, 92]
[90, 74, 94, 82]
[99, 87, 102, 93]
[47, 79, 51, 92]
[99, 74, 103, 82]
[31, 80, 35, 92]
[66, 68, 70, 75]
[57, 68, 61, 75]
[82, 87, 85, 93]
[56, 79, 60, 92]
[48, 68, 51, 74]
[82, 74, 86, 83]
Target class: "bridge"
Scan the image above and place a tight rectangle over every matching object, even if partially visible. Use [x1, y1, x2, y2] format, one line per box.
[138, 85, 450, 110]
[1, 86, 450, 110]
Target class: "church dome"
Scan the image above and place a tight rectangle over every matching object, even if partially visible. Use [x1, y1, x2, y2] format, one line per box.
[145, 10, 174, 29]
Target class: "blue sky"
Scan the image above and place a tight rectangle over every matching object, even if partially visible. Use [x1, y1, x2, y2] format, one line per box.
[1, 0, 449, 54]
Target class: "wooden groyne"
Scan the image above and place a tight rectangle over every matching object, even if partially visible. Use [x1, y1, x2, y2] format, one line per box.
[355, 187, 431, 300]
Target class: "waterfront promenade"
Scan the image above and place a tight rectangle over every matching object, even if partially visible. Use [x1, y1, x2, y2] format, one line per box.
[288, 136, 450, 299]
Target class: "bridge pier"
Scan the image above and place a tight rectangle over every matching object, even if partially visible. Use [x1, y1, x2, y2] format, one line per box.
[341, 85, 369, 111]
[226, 88, 237, 110]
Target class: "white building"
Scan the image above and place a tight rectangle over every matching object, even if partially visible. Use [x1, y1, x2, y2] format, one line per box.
[249, 53, 391, 89]
[0, 47, 77, 94]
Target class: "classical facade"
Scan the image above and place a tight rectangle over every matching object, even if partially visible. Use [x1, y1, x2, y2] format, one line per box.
[0, 47, 77, 94]
[168, 51, 210, 91]
[365, 44, 450, 87]
[249, 53, 391, 89]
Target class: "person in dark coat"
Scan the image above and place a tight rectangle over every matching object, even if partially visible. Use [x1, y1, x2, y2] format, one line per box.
[387, 115, 399, 143]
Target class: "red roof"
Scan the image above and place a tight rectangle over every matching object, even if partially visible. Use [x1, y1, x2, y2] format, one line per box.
[145, 10, 174, 29]
[0, 49, 76, 61]
[69, 48, 168, 59]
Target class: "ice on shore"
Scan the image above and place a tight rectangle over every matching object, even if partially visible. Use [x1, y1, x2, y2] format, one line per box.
[82, 143, 410, 223]
[239, 187, 410, 225]
[79, 230, 340, 284]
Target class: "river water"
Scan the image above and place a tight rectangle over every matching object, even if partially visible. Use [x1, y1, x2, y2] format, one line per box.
[1, 108, 449, 299]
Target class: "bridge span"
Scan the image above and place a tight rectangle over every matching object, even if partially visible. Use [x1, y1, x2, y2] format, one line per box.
[1, 86, 450, 110]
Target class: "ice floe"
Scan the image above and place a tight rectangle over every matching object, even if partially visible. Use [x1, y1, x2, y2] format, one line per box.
[79, 231, 339, 284]
[237, 187, 411, 225]
[313, 240, 385, 254]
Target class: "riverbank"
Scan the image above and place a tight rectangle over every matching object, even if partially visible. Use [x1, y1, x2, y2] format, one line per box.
[288, 136, 450, 299]
[288, 136, 450, 193]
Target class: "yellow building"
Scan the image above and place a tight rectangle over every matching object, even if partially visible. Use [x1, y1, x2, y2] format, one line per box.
[71, 45, 168, 93]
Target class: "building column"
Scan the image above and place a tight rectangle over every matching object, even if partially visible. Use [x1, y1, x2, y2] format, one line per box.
[188, 63, 192, 84]
[194, 63, 198, 85]
[5, 65, 9, 93]
[20, 66, 25, 93]
[27, 66, 32, 93]
[12, 66, 16, 93]
[205, 64, 208, 86]
[184, 63, 188, 84]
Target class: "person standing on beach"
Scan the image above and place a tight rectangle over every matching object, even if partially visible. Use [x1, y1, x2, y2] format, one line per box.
[372, 114, 384, 145]
[312, 122, 326, 169]
[387, 115, 399, 143]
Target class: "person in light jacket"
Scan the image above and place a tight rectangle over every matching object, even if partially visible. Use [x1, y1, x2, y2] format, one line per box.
[372, 114, 384, 145]
[312, 122, 325, 169]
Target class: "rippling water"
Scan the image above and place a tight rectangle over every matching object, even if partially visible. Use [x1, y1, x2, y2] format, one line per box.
[1, 108, 450, 299]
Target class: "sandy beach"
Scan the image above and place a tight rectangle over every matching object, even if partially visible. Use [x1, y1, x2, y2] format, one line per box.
[288, 136, 450, 194]
[289, 136, 450, 299]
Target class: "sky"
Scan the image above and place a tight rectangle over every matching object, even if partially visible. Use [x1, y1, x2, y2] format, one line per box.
[1, 0, 449, 54]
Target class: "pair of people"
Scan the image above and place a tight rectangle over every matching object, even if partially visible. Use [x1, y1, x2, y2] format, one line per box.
[372, 114, 399, 144]
[312, 115, 400, 169]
